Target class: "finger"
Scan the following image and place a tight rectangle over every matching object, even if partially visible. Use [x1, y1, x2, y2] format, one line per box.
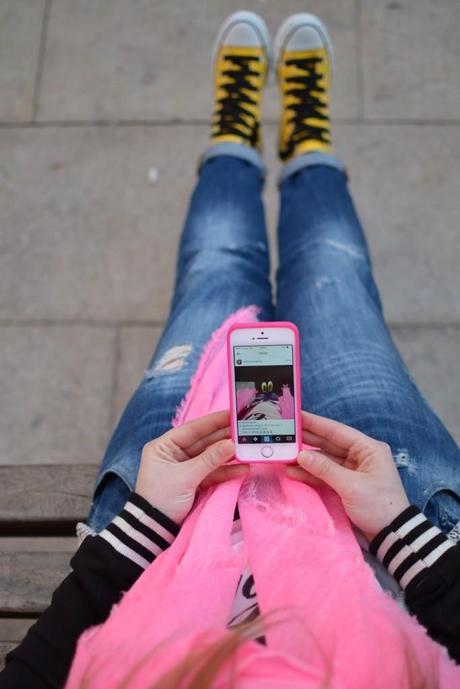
[301, 410, 371, 452]
[186, 438, 236, 484]
[285, 465, 326, 488]
[301, 429, 347, 459]
[151, 427, 232, 465]
[185, 425, 232, 457]
[200, 463, 250, 488]
[294, 448, 350, 493]
[163, 409, 230, 449]
[286, 446, 348, 483]
[301, 447, 348, 469]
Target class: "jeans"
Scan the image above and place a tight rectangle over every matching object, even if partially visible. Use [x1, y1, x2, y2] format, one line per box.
[86, 145, 460, 541]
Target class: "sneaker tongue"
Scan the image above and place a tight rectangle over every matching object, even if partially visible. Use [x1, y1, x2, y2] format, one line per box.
[212, 48, 265, 147]
[278, 48, 332, 161]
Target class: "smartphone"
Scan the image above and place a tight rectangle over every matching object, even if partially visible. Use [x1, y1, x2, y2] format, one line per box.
[227, 321, 301, 463]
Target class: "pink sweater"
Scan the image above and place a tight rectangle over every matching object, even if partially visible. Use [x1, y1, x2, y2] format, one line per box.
[65, 306, 460, 689]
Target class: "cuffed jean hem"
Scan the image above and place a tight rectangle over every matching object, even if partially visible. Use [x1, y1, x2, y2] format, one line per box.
[198, 141, 266, 178]
[448, 518, 460, 543]
[278, 151, 347, 186]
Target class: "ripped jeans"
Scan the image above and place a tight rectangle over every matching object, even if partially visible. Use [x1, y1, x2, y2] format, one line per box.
[86, 146, 460, 540]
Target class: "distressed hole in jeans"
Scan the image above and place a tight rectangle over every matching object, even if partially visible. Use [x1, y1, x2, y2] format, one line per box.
[393, 448, 417, 477]
[146, 344, 192, 378]
[314, 275, 333, 290]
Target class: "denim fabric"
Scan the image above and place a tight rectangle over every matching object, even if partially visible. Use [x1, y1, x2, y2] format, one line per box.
[87, 148, 460, 540]
[87, 154, 274, 531]
[199, 140, 266, 175]
[278, 150, 346, 185]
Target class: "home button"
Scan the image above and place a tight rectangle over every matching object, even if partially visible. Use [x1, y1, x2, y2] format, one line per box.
[261, 445, 273, 458]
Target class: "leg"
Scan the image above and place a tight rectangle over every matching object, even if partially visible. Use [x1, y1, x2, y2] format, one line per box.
[275, 156, 460, 535]
[86, 10, 271, 532]
[87, 152, 274, 532]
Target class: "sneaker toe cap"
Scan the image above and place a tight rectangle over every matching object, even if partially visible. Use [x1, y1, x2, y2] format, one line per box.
[284, 24, 326, 52]
[223, 21, 265, 48]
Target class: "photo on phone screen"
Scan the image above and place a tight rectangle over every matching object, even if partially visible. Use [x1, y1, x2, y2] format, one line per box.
[233, 344, 296, 444]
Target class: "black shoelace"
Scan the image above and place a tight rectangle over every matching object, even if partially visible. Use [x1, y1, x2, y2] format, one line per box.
[282, 55, 329, 159]
[214, 54, 261, 146]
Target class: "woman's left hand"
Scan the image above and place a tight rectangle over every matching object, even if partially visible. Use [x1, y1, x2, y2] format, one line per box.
[134, 409, 249, 525]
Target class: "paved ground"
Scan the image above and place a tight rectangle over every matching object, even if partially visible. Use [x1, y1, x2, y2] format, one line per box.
[1, 0, 460, 470]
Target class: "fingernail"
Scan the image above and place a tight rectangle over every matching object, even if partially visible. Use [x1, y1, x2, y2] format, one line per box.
[298, 451, 311, 462]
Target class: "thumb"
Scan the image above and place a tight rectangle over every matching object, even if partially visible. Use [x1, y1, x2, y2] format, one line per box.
[187, 438, 236, 485]
[297, 450, 348, 494]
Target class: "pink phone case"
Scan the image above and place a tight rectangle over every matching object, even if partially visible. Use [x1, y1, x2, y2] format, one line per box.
[226, 321, 302, 464]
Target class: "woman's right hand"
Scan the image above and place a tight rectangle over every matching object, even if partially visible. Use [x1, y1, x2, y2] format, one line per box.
[286, 410, 410, 541]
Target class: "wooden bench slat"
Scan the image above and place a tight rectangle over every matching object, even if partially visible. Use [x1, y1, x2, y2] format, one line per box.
[0, 537, 78, 553]
[0, 618, 34, 642]
[0, 642, 17, 671]
[0, 464, 98, 524]
[0, 550, 73, 614]
[0, 619, 35, 670]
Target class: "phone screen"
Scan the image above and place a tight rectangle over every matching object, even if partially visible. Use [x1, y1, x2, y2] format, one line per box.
[233, 344, 296, 444]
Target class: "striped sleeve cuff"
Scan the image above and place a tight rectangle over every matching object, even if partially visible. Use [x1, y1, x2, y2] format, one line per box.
[369, 505, 456, 591]
[99, 492, 181, 570]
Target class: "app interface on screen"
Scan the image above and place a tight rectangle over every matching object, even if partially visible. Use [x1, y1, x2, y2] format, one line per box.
[233, 344, 295, 444]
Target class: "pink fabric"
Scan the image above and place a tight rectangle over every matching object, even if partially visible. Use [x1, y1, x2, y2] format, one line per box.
[278, 384, 295, 419]
[236, 386, 256, 414]
[65, 306, 460, 689]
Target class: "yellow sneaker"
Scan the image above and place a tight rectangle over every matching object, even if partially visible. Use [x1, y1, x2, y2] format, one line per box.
[274, 14, 334, 161]
[211, 11, 270, 151]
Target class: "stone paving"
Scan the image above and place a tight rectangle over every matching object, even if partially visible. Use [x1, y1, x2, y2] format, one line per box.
[1, 0, 460, 470]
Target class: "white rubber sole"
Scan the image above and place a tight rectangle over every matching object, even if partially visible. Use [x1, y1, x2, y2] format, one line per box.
[211, 11, 272, 83]
[273, 13, 334, 75]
